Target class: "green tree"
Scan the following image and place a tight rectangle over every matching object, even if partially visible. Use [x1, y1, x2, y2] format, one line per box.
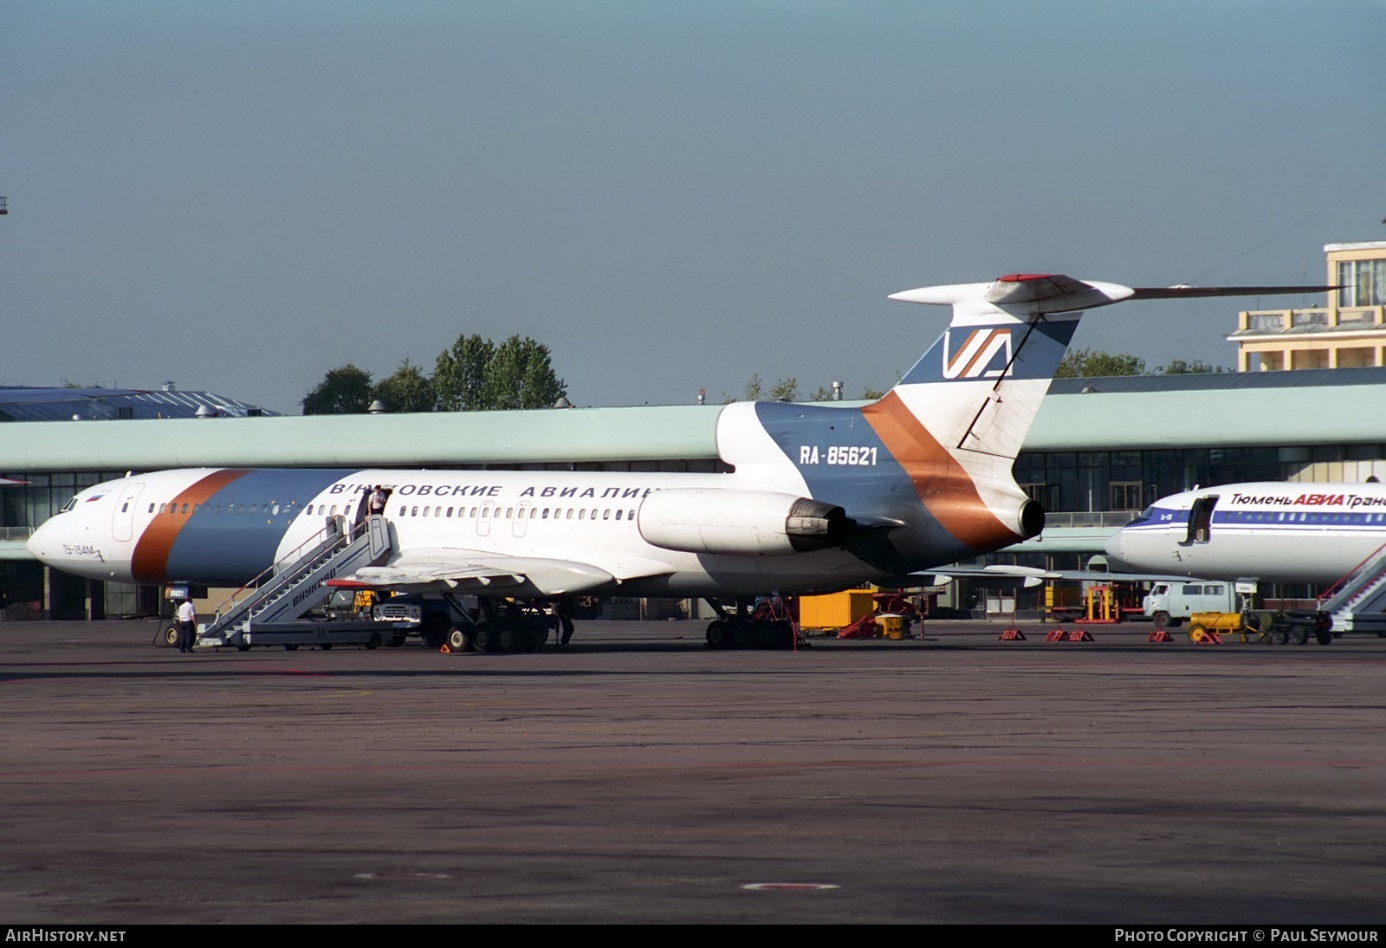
[302, 364, 374, 415]
[483, 335, 568, 410]
[433, 334, 496, 411]
[1156, 358, 1221, 375]
[372, 359, 436, 413]
[768, 377, 798, 402]
[742, 373, 764, 401]
[1055, 348, 1146, 378]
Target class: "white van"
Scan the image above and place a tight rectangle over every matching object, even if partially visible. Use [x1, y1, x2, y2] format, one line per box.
[1142, 582, 1240, 628]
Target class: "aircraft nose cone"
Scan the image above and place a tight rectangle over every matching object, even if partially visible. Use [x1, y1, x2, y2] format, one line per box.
[25, 523, 50, 561]
[1102, 528, 1127, 566]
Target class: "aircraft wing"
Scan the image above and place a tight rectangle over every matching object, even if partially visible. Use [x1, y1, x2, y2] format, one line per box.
[326, 548, 626, 597]
[896, 565, 1199, 588]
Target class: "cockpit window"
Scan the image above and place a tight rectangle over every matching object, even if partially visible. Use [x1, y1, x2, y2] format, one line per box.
[1124, 505, 1153, 526]
[59, 497, 78, 513]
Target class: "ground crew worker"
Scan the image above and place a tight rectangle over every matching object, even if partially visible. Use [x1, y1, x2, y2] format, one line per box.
[176, 598, 198, 653]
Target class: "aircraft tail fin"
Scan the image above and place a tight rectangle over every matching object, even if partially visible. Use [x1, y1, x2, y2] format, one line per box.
[718, 273, 1333, 557]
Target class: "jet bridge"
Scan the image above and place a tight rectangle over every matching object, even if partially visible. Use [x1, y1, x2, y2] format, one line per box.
[195, 515, 396, 650]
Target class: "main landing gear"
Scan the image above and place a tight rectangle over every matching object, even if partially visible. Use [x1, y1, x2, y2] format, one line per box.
[442, 597, 549, 654]
[704, 598, 803, 650]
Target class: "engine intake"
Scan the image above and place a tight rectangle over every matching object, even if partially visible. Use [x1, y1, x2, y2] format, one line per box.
[638, 489, 849, 556]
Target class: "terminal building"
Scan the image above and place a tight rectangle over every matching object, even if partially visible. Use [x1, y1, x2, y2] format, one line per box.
[4, 243, 1385, 620]
[1230, 240, 1386, 371]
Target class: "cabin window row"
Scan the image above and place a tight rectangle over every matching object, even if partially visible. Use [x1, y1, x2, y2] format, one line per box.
[148, 501, 286, 515]
[302, 502, 643, 522]
[385, 505, 640, 522]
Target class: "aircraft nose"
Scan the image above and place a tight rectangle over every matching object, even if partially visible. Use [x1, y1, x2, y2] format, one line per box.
[1102, 527, 1127, 566]
[26, 521, 56, 563]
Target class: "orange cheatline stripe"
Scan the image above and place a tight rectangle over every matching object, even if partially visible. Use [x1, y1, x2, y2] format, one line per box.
[131, 470, 249, 583]
[861, 392, 1021, 550]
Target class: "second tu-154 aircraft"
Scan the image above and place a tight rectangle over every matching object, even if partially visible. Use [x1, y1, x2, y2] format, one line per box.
[1105, 481, 1386, 585]
[27, 273, 1329, 649]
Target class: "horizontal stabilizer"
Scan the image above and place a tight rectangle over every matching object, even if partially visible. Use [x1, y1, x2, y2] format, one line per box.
[1129, 284, 1336, 300]
[890, 274, 1336, 320]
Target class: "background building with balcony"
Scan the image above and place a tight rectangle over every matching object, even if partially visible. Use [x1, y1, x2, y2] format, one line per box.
[1230, 241, 1386, 371]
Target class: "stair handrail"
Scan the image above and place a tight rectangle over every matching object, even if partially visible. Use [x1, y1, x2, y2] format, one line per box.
[211, 518, 365, 620]
[1316, 538, 1386, 609]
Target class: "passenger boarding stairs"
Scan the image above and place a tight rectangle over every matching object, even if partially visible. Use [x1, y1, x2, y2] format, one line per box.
[1317, 541, 1386, 634]
[198, 515, 391, 646]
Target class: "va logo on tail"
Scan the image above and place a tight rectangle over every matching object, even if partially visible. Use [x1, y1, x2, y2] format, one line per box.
[942, 327, 1013, 380]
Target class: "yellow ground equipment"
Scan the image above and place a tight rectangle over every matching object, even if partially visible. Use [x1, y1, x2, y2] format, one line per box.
[798, 587, 877, 631]
[1085, 585, 1120, 623]
[1188, 611, 1270, 644]
[876, 614, 905, 639]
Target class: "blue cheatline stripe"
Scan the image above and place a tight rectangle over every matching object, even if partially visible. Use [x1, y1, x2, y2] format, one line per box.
[750, 403, 981, 570]
[163, 469, 356, 585]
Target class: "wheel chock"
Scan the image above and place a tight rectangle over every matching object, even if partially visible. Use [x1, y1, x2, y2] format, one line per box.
[1044, 629, 1068, 642]
[999, 628, 1026, 641]
[1066, 629, 1094, 642]
[440, 643, 452, 653]
[1190, 629, 1223, 645]
[1147, 630, 1174, 642]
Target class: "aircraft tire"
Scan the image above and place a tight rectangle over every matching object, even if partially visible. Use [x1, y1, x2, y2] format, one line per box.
[161, 625, 179, 648]
[446, 626, 469, 652]
[497, 627, 518, 652]
[706, 620, 728, 649]
[730, 620, 753, 649]
[319, 643, 333, 651]
[472, 627, 494, 653]
[284, 644, 299, 651]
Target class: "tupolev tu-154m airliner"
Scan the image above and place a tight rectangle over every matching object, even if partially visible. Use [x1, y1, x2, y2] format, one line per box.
[27, 273, 1330, 650]
[1104, 481, 1386, 585]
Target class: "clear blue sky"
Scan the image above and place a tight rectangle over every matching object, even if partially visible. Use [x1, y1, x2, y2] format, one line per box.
[4, 1, 1384, 412]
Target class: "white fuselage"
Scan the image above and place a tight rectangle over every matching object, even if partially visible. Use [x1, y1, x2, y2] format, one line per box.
[1105, 482, 1386, 585]
[26, 466, 887, 598]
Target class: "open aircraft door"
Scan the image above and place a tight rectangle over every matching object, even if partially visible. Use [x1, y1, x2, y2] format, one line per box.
[1184, 494, 1219, 545]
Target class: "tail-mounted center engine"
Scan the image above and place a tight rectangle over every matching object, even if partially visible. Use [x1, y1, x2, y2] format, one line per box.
[1017, 499, 1045, 540]
[638, 488, 849, 556]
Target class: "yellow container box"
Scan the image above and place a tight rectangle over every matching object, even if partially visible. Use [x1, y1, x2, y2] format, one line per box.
[798, 588, 876, 630]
